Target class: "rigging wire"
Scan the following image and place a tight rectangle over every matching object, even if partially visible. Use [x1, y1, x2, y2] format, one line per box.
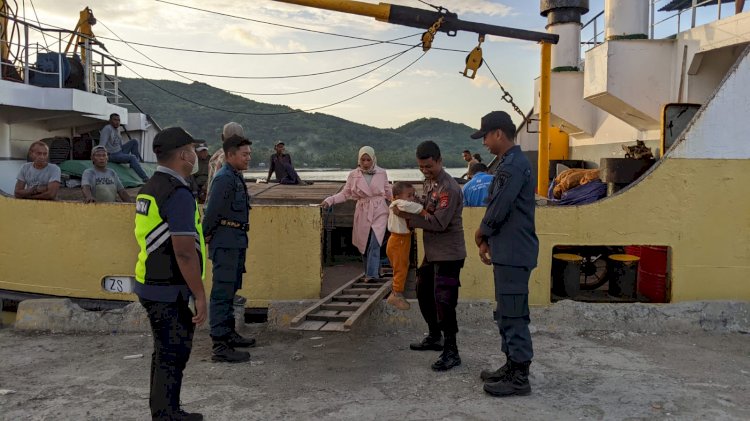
[155, 0, 468, 53]
[115, 44, 426, 116]
[98, 19, 417, 96]
[93, 32, 422, 56]
[27, 0, 49, 49]
[111, 49, 412, 80]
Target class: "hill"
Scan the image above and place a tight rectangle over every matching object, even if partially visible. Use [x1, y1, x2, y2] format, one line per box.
[118, 78, 481, 168]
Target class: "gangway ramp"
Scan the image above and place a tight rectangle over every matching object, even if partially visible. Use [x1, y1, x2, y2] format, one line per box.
[290, 273, 392, 331]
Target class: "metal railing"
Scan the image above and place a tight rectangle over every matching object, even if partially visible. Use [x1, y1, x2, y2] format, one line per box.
[579, 0, 731, 66]
[650, 0, 727, 38]
[0, 13, 122, 104]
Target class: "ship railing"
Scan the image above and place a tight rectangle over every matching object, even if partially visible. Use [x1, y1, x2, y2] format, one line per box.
[579, 1, 733, 68]
[0, 13, 121, 103]
[650, 0, 731, 38]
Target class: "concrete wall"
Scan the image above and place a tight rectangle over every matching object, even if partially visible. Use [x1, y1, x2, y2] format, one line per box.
[0, 201, 322, 308]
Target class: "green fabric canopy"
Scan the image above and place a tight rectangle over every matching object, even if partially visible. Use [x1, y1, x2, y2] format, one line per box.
[60, 160, 157, 188]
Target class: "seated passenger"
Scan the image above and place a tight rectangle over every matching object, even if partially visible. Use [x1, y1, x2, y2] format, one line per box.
[463, 163, 493, 207]
[81, 145, 132, 203]
[100, 113, 149, 182]
[266, 140, 304, 185]
[14, 141, 61, 201]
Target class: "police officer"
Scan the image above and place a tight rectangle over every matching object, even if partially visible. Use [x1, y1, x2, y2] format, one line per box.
[202, 135, 254, 363]
[471, 111, 539, 397]
[133, 127, 206, 420]
[397, 140, 467, 372]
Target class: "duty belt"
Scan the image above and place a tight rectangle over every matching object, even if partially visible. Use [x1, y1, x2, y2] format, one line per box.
[219, 219, 249, 232]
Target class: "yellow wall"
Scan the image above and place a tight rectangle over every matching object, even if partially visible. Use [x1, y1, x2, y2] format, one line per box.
[2, 157, 748, 307]
[0, 201, 322, 308]
[447, 158, 750, 304]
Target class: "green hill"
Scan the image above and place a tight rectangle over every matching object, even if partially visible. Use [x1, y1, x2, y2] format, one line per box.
[118, 78, 481, 168]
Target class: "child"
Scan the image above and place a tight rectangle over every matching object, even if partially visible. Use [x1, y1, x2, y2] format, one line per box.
[386, 181, 428, 310]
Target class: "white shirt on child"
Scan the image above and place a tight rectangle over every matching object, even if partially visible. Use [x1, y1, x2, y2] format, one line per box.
[388, 199, 425, 234]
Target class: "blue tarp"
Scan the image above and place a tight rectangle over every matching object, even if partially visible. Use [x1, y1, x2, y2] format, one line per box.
[548, 180, 607, 206]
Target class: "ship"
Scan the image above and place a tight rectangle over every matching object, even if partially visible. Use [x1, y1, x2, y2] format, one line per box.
[1, 0, 749, 320]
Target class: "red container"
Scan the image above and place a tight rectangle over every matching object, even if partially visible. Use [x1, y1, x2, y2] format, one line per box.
[638, 270, 667, 303]
[624, 246, 642, 257]
[639, 246, 668, 275]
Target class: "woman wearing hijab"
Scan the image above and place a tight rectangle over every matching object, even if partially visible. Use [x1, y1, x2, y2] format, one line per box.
[322, 146, 393, 280]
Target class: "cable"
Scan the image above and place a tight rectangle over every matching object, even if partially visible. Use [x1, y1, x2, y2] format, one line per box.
[155, 0, 469, 53]
[482, 58, 528, 124]
[115, 44, 425, 116]
[28, 0, 49, 49]
[94, 32, 422, 56]
[98, 19, 417, 97]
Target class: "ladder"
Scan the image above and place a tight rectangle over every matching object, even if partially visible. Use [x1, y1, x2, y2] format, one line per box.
[290, 273, 392, 331]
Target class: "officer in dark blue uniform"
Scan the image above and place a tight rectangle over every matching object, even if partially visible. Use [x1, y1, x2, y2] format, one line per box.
[202, 135, 255, 363]
[471, 111, 539, 397]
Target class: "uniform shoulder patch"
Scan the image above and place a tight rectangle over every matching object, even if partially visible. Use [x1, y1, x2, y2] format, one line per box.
[135, 198, 151, 215]
[495, 170, 512, 188]
[439, 191, 450, 208]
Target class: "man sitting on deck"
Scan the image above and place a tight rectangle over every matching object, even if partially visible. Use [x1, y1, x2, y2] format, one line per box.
[14, 141, 61, 201]
[266, 140, 304, 185]
[100, 113, 149, 183]
[81, 146, 132, 203]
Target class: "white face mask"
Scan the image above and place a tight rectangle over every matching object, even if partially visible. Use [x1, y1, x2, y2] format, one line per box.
[184, 151, 199, 175]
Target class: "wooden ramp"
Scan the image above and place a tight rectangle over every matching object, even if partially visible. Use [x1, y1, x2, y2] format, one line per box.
[290, 273, 392, 332]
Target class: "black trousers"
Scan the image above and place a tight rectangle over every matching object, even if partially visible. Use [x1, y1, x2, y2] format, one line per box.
[140, 295, 195, 420]
[210, 247, 246, 339]
[416, 259, 464, 336]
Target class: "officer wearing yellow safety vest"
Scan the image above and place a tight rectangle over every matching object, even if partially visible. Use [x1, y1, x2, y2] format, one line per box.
[134, 127, 206, 421]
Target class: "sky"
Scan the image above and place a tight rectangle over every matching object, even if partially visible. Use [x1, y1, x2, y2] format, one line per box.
[16, 0, 735, 129]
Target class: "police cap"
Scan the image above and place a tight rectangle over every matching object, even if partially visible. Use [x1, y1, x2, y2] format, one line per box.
[153, 127, 195, 155]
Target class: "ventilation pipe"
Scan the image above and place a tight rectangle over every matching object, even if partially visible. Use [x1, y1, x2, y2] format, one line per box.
[540, 0, 590, 71]
[605, 0, 649, 40]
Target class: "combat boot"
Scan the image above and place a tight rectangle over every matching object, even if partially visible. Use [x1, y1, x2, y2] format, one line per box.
[483, 361, 531, 397]
[228, 331, 256, 348]
[173, 409, 204, 420]
[480, 360, 511, 383]
[431, 336, 461, 371]
[211, 339, 250, 363]
[409, 333, 443, 351]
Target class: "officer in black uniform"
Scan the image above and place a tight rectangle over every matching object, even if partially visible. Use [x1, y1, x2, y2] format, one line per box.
[133, 127, 206, 420]
[471, 111, 539, 397]
[203, 135, 255, 363]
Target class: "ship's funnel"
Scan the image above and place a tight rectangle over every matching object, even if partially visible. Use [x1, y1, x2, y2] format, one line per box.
[540, 0, 590, 70]
[605, 0, 649, 40]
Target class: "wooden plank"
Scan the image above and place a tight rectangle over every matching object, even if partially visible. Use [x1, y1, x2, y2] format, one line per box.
[351, 283, 382, 288]
[332, 295, 368, 302]
[308, 313, 350, 322]
[319, 321, 346, 332]
[343, 288, 377, 295]
[343, 280, 393, 331]
[321, 303, 360, 311]
[289, 320, 327, 331]
[290, 272, 364, 327]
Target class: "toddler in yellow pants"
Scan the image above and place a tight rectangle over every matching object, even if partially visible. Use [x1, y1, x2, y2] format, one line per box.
[386, 182, 428, 310]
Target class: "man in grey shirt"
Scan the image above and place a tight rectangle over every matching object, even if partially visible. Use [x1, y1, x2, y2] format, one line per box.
[100, 113, 149, 182]
[14, 141, 61, 201]
[81, 146, 132, 203]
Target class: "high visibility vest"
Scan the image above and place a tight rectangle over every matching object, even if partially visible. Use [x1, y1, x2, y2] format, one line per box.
[134, 172, 206, 288]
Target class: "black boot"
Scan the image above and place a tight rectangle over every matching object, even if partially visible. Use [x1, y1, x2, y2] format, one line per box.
[211, 339, 250, 363]
[480, 359, 510, 383]
[409, 333, 443, 351]
[173, 409, 204, 420]
[228, 331, 256, 348]
[483, 361, 531, 397]
[431, 336, 461, 371]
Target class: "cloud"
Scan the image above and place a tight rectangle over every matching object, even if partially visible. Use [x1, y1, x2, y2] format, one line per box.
[470, 74, 497, 89]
